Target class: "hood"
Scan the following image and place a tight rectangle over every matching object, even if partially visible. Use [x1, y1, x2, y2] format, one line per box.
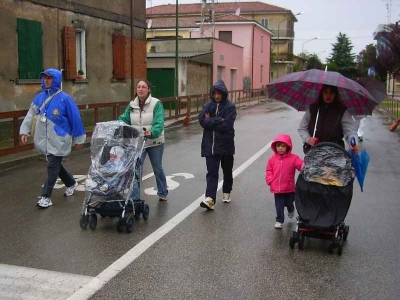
[41, 68, 62, 93]
[210, 80, 228, 102]
[271, 134, 293, 155]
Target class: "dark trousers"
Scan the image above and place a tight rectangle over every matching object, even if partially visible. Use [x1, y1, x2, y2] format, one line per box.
[274, 192, 295, 223]
[205, 154, 234, 202]
[42, 155, 76, 198]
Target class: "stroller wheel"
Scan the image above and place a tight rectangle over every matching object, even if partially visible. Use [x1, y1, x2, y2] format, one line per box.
[343, 225, 350, 241]
[298, 235, 305, 250]
[134, 202, 141, 220]
[126, 216, 134, 233]
[142, 204, 150, 220]
[116, 217, 125, 232]
[79, 214, 89, 230]
[89, 214, 98, 230]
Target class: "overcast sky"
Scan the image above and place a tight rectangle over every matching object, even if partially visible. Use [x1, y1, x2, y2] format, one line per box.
[147, 0, 400, 62]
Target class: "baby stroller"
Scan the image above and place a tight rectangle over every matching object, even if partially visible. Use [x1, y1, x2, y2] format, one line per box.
[79, 121, 149, 233]
[289, 142, 354, 255]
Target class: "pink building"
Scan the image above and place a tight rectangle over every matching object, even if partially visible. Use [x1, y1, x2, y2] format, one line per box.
[193, 14, 273, 89]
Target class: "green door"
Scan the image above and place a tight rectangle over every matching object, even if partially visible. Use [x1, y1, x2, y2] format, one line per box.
[147, 68, 175, 109]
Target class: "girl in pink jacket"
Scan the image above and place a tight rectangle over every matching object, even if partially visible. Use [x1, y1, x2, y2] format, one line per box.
[266, 134, 303, 229]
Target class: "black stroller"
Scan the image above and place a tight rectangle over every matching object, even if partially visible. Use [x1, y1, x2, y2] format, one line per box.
[289, 142, 354, 255]
[79, 121, 149, 233]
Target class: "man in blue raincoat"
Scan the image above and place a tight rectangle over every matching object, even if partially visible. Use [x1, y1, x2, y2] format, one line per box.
[199, 80, 237, 210]
[20, 68, 86, 208]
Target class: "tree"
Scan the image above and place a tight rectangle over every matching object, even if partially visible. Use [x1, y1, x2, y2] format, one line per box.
[327, 32, 357, 78]
[375, 23, 400, 81]
[306, 54, 323, 70]
[357, 44, 377, 77]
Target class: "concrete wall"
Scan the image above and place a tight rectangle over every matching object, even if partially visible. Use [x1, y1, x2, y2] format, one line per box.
[186, 61, 212, 96]
[0, 0, 146, 112]
[147, 38, 213, 54]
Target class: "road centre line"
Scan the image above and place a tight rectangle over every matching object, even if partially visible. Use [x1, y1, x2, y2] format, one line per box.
[68, 142, 272, 300]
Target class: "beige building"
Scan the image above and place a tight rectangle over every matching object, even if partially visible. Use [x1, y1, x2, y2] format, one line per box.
[0, 0, 147, 112]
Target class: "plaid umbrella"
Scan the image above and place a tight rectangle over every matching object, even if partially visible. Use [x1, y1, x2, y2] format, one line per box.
[357, 77, 387, 104]
[267, 69, 378, 115]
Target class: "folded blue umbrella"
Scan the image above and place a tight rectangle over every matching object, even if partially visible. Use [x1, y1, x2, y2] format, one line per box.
[348, 138, 370, 192]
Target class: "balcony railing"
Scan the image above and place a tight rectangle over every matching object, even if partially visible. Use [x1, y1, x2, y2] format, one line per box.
[269, 29, 294, 38]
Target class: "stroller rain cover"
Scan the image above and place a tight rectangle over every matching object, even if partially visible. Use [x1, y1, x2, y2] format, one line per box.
[295, 142, 355, 229]
[85, 121, 142, 196]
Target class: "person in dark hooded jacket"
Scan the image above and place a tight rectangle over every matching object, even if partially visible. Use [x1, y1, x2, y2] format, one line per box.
[199, 80, 236, 210]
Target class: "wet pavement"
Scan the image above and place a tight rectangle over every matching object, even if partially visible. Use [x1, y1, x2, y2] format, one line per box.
[1, 101, 400, 299]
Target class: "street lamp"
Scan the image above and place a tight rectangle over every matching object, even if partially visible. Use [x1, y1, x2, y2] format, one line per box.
[276, 11, 304, 78]
[302, 36, 319, 57]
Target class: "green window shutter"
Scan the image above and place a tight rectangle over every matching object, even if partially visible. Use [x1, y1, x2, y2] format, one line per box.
[17, 18, 43, 79]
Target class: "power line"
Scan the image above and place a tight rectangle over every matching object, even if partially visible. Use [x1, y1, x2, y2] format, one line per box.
[294, 36, 374, 41]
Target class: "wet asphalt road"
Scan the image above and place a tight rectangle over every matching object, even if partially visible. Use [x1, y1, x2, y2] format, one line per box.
[1, 101, 400, 299]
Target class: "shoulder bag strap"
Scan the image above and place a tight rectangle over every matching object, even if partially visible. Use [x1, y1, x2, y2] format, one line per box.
[38, 90, 62, 112]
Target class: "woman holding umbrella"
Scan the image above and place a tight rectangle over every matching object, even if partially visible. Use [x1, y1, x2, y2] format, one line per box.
[298, 84, 360, 152]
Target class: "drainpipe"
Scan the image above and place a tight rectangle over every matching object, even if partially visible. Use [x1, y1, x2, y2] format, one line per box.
[131, 0, 135, 99]
[252, 24, 255, 91]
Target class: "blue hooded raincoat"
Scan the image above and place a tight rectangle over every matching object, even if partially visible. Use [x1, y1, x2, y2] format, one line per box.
[199, 80, 236, 157]
[19, 68, 86, 156]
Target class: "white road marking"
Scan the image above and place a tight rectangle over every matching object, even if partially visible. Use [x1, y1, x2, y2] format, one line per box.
[68, 142, 272, 300]
[145, 173, 195, 195]
[0, 264, 93, 300]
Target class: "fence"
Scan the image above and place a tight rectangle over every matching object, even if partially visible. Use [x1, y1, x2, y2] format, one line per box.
[379, 95, 400, 121]
[0, 88, 266, 157]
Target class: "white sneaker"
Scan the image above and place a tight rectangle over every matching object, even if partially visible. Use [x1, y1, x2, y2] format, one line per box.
[274, 222, 283, 229]
[288, 211, 295, 218]
[64, 182, 78, 197]
[200, 197, 215, 210]
[222, 193, 231, 203]
[38, 197, 52, 208]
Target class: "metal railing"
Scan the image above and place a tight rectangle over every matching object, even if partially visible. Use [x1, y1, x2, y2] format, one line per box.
[379, 95, 400, 121]
[0, 88, 267, 157]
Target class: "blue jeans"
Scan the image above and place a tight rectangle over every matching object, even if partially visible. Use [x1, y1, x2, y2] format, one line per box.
[274, 192, 295, 223]
[132, 143, 168, 200]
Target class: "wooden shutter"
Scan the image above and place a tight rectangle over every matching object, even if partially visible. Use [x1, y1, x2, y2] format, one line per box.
[17, 19, 43, 79]
[63, 27, 77, 80]
[113, 34, 127, 79]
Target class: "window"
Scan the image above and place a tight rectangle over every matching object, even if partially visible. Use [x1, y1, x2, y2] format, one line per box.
[261, 65, 263, 83]
[217, 66, 225, 81]
[219, 31, 232, 44]
[261, 36, 264, 53]
[230, 69, 237, 91]
[17, 18, 43, 79]
[112, 34, 128, 79]
[76, 29, 86, 79]
[63, 27, 87, 80]
[261, 19, 269, 28]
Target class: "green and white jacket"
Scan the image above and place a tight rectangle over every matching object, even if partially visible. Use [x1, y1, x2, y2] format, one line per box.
[118, 95, 165, 148]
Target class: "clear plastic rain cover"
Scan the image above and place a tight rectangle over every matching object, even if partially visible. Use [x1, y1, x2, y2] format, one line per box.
[85, 121, 143, 196]
[302, 143, 355, 187]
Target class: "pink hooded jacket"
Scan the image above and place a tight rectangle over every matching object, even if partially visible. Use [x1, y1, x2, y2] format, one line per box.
[265, 134, 303, 194]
